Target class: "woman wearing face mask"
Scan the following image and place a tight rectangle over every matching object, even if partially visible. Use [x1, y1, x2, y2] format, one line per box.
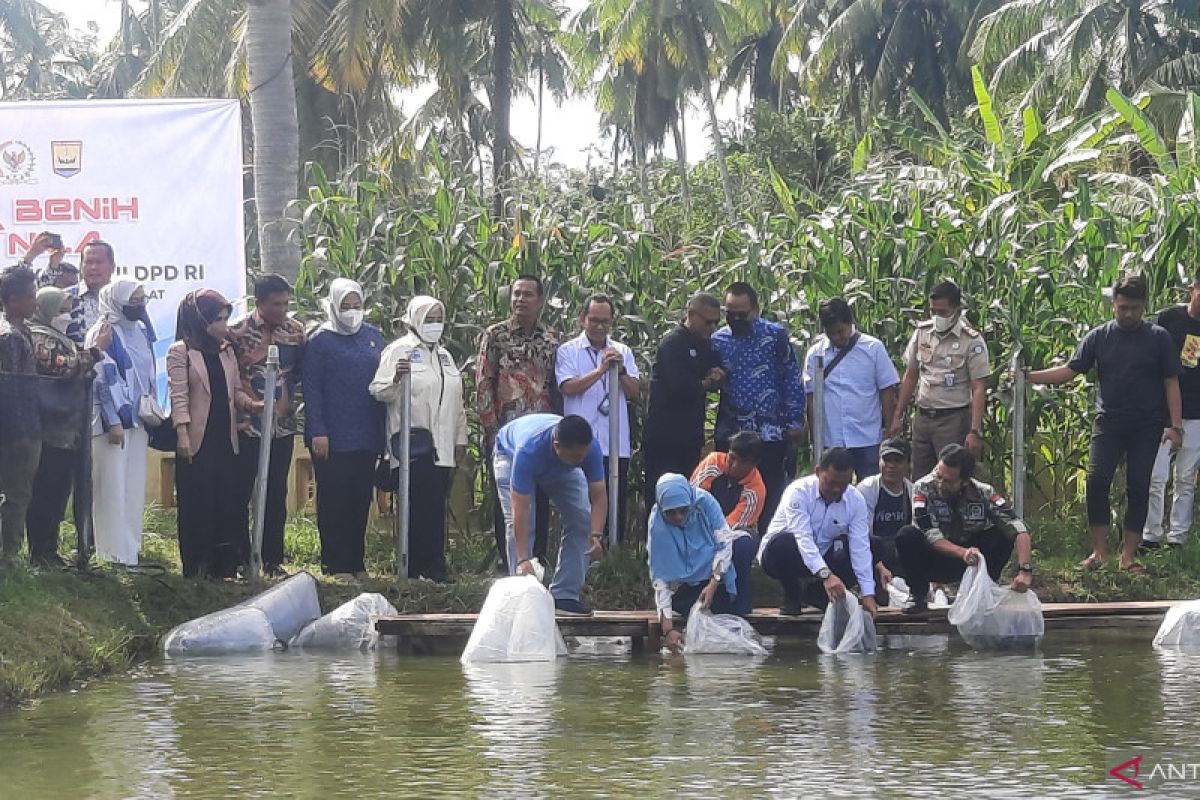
[303, 277, 386, 577]
[26, 287, 110, 566]
[86, 277, 156, 566]
[168, 289, 257, 578]
[370, 295, 467, 582]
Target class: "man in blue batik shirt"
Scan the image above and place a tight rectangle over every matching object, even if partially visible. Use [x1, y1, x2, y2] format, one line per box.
[712, 282, 806, 526]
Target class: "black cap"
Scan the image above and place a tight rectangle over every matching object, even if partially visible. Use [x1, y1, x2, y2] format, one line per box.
[880, 437, 911, 460]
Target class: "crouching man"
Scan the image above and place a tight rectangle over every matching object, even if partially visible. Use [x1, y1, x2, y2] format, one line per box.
[897, 444, 1034, 615]
[495, 413, 608, 617]
[758, 448, 878, 618]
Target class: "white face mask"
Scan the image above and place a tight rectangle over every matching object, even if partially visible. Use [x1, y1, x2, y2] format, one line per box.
[419, 322, 445, 342]
[51, 313, 72, 334]
[932, 313, 956, 333]
[340, 308, 364, 332]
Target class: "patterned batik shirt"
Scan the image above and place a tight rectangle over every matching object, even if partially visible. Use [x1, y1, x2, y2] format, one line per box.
[228, 310, 306, 438]
[475, 318, 560, 443]
[712, 317, 806, 443]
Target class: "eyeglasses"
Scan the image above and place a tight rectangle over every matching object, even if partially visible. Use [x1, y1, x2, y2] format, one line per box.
[725, 310, 751, 321]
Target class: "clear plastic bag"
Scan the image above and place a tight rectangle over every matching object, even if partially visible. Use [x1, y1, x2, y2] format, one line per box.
[683, 604, 770, 655]
[886, 577, 911, 608]
[947, 555, 1044, 650]
[238, 571, 322, 642]
[817, 593, 878, 654]
[1153, 600, 1200, 647]
[460, 573, 567, 663]
[289, 593, 400, 651]
[163, 606, 279, 655]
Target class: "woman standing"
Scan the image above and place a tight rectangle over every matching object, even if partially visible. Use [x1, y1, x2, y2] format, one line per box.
[168, 290, 255, 578]
[27, 287, 107, 566]
[370, 295, 468, 582]
[303, 278, 385, 576]
[87, 277, 156, 566]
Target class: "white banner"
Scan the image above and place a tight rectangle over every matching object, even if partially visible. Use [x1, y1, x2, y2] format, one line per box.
[0, 98, 246, 396]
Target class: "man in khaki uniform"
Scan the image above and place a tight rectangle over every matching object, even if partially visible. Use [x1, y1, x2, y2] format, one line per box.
[889, 280, 990, 480]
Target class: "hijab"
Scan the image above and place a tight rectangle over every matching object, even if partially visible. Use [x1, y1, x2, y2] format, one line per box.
[648, 473, 734, 588]
[29, 286, 75, 350]
[320, 277, 365, 336]
[405, 295, 445, 345]
[176, 289, 231, 354]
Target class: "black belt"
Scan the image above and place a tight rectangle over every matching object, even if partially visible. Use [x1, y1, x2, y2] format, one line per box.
[917, 405, 969, 418]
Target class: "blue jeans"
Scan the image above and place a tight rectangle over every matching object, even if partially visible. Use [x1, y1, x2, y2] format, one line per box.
[847, 445, 880, 481]
[494, 454, 591, 601]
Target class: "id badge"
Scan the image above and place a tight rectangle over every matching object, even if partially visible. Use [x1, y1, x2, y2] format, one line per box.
[943, 372, 956, 388]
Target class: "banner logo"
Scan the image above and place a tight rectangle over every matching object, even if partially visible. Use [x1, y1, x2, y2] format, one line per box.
[51, 140, 81, 178]
[1109, 755, 1144, 789]
[0, 140, 35, 184]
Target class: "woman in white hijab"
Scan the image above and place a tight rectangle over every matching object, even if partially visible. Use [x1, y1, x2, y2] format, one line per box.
[370, 295, 467, 581]
[302, 277, 386, 576]
[86, 277, 156, 566]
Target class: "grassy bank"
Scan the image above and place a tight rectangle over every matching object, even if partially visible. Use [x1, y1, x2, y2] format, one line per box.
[2, 507, 1199, 709]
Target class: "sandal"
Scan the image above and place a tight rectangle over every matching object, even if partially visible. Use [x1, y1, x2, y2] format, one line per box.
[1119, 562, 1148, 575]
[1079, 554, 1104, 570]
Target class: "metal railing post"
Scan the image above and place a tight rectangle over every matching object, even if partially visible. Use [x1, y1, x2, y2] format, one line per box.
[396, 368, 412, 576]
[250, 345, 279, 580]
[813, 354, 826, 458]
[1012, 351, 1026, 518]
[73, 373, 94, 569]
[607, 361, 620, 551]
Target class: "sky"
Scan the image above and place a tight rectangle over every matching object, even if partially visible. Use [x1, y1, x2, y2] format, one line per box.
[42, 0, 746, 169]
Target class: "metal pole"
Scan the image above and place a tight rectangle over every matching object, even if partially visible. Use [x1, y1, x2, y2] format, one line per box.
[73, 373, 94, 569]
[396, 368, 412, 577]
[250, 345, 279, 580]
[813, 354, 826, 459]
[607, 361, 620, 551]
[1011, 351, 1026, 518]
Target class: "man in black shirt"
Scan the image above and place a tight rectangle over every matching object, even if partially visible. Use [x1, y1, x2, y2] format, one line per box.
[1145, 274, 1200, 548]
[1026, 275, 1183, 572]
[643, 293, 725, 523]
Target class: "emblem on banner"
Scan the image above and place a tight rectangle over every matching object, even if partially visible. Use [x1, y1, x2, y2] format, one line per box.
[51, 140, 81, 178]
[0, 140, 35, 184]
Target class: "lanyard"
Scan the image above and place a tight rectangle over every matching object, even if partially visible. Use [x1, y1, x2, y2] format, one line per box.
[587, 345, 608, 395]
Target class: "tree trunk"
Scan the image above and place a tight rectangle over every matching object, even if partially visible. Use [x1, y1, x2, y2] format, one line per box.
[491, 0, 514, 220]
[686, 18, 734, 215]
[246, 0, 301, 281]
[752, 23, 781, 107]
[149, 0, 163, 43]
[671, 105, 690, 214]
[611, 127, 620, 180]
[534, 59, 544, 179]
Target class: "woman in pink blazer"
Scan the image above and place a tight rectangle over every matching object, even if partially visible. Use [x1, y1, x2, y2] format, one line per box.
[167, 289, 256, 578]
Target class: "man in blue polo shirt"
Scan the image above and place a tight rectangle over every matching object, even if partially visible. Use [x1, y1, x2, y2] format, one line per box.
[493, 413, 609, 616]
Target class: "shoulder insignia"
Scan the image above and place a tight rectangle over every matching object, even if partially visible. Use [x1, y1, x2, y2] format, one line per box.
[916, 320, 935, 329]
[962, 324, 981, 338]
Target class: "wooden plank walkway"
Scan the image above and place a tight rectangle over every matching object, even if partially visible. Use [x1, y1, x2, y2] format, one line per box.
[375, 600, 1181, 654]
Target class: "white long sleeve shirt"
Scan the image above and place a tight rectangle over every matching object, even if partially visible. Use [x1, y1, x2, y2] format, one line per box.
[759, 475, 876, 596]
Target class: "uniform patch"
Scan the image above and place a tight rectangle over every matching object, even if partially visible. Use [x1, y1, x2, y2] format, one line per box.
[966, 502, 985, 520]
[410, 350, 423, 363]
[972, 345, 984, 354]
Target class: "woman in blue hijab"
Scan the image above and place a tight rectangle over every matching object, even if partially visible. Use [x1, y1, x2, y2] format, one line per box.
[648, 473, 757, 651]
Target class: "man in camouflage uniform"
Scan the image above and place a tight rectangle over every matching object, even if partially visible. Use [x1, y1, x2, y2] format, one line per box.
[896, 444, 1034, 614]
[890, 279, 991, 481]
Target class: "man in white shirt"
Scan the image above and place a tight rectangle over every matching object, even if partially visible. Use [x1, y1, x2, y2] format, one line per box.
[856, 437, 914, 606]
[557, 295, 641, 541]
[759, 448, 879, 617]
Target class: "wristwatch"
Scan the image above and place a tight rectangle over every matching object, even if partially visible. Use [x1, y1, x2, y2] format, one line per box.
[1171, 426, 1185, 437]
[816, 567, 832, 581]
[1018, 563, 1034, 574]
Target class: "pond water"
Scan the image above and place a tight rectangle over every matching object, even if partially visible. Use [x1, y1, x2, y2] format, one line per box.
[2, 630, 1199, 798]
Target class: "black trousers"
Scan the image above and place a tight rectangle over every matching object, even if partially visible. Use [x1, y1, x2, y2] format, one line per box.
[312, 449, 376, 574]
[719, 438, 791, 529]
[27, 444, 75, 559]
[760, 531, 860, 611]
[870, 533, 905, 605]
[602, 456, 630, 543]
[894, 524, 1014, 603]
[176, 431, 246, 579]
[239, 433, 294, 569]
[1086, 416, 1161, 533]
[643, 439, 703, 525]
[404, 452, 451, 580]
[489, 453, 548, 569]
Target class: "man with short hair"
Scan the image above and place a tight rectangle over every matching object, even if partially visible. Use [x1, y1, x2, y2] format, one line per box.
[690, 431, 767, 532]
[557, 294, 640, 542]
[804, 297, 899, 480]
[494, 413, 608, 616]
[1026, 274, 1183, 571]
[758, 447, 878, 618]
[1143, 273, 1200, 549]
[229, 273, 304, 576]
[856, 437, 914, 605]
[890, 279, 990, 481]
[0, 266, 42, 565]
[476, 275, 560, 568]
[73, 240, 117, 340]
[713, 282, 805, 526]
[896, 444, 1034, 615]
[643, 293, 726, 518]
